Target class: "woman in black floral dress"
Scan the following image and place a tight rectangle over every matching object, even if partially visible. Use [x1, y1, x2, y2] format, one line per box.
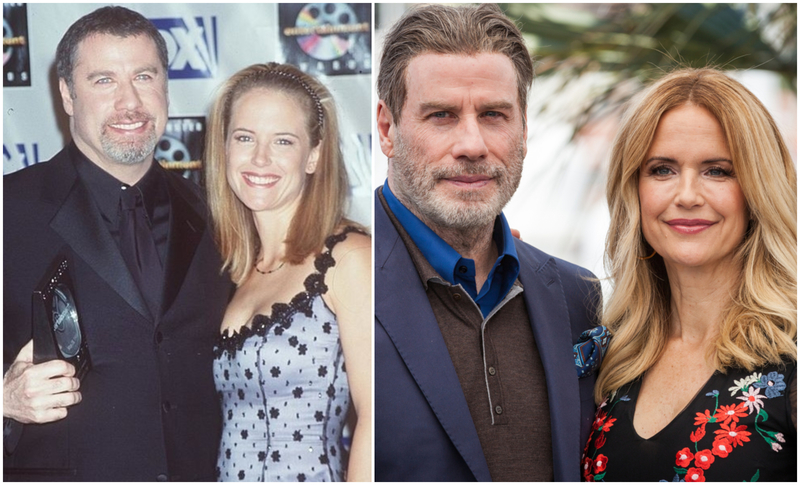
[585, 68, 796, 481]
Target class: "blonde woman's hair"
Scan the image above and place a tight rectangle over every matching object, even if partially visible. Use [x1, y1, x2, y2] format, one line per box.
[205, 63, 349, 285]
[596, 68, 797, 402]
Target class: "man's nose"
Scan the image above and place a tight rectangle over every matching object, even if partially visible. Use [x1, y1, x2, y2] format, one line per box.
[451, 116, 489, 161]
[115, 80, 143, 111]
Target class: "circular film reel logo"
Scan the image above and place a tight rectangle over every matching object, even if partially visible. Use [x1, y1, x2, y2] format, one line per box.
[4, 18, 14, 66]
[295, 3, 359, 61]
[156, 135, 190, 163]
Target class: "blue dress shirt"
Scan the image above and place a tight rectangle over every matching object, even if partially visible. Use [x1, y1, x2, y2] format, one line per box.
[383, 180, 520, 318]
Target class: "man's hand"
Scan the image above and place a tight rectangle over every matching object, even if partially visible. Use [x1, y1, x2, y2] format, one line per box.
[3, 340, 82, 424]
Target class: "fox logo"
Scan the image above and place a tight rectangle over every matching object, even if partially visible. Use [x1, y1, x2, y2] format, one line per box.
[152, 16, 218, 79]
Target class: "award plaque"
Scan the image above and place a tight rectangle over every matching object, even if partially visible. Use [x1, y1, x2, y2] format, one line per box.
[32, 255, 91, 380]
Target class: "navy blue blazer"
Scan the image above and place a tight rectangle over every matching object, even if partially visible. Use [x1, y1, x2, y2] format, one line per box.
[375, 189, 600, 481]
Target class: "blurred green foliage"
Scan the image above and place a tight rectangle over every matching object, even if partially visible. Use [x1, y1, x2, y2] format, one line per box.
[501, 3, 796, 133]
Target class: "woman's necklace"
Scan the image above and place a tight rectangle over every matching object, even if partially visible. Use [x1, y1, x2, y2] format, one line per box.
[254, 258, 285, 275]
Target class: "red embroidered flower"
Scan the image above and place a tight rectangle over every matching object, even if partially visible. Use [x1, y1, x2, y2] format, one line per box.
[592, 409, 607, 431]
[582, 456, 593, 480]
[592, 454, 608, 474]
[685, 467, 706, 482]
[693, 449, 715, 470]
[594, 432, 606, 449]
[713, 403, 748, 425]
[694, 409, 716, 426]
[713, 422, 751, 447]
[711, 437, 733, 458]
[690, 425, 706, 442]
[598, 417, 616, 433]
[675, 447, 694, 467]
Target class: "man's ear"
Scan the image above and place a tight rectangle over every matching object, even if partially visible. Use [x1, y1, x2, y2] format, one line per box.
[522, 115, 528, 159]
[376, 100, 396, 158]
[59, 78, 74, 117]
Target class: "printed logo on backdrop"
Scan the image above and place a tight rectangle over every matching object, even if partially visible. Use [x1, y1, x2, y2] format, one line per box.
[3, 3, 31, 87]
[279, 3, 371, 76]
[4, 142, 41, 174]
[157, 117, 205, 185]
[152, 16, 218, 79]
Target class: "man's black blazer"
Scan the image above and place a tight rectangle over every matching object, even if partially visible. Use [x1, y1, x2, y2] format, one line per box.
[3, 145, 231, 481]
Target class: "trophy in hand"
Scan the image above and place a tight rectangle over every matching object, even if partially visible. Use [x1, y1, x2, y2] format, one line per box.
[32, 254, 91, 379]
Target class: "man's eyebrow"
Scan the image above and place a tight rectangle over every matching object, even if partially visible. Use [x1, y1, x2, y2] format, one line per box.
[86, 70, 116, 80]
[479, 101, 514, 111]
[418, 101, 459, 113]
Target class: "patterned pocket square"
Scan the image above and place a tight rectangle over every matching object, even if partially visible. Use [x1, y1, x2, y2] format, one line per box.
[573, 326, 610, 378]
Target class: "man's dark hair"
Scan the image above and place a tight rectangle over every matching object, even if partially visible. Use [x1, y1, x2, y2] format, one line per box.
[56, 6, 168, 94]
[378, 3, 534, 123]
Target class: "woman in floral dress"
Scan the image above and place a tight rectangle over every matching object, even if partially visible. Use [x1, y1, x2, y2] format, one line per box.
[584, 68, 796, 481]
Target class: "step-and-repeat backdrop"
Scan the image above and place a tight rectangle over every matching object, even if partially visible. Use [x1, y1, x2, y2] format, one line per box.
[3, 3, 372, 228]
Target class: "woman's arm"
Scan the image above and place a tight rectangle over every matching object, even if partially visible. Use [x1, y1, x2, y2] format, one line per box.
[328, 233, 372, 482]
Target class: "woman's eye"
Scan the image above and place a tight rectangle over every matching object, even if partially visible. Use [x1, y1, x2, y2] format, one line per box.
[235, 135, 252, 143]
[276, 138, 293, 146]
[707, 167, 731, 177]
[650, 165, 672, 176]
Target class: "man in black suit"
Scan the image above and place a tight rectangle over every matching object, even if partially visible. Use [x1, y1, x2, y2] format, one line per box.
[3, 7, 230, 480]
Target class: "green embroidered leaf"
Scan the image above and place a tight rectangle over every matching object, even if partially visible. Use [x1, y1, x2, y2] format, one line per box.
[594, 472, 606, 481]
[674, 467, 688, 474]
[750, 469, 760, 481]
[757, 408, 769, 421]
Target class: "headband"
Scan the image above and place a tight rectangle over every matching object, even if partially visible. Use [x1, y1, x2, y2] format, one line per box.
[271, 69, 324, 130]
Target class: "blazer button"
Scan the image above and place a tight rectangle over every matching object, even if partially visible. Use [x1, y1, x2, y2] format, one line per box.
[162, 400, 171, 413]
[156, 473, 168, 481]
[488, 366, 496, 376]
[452, 293, 461, 301]
[495, 405, 503, 415]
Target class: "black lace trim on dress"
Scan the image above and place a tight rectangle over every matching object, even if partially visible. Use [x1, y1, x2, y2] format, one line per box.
[214, 226, 367, 359]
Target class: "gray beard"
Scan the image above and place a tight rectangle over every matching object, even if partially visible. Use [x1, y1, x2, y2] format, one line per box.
[100, 129, 157, 165]
[391, 131, 524, 232]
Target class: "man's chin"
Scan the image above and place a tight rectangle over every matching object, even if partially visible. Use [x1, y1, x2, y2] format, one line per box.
[421, 198, 501, 230]
[102, 139, 157, 165]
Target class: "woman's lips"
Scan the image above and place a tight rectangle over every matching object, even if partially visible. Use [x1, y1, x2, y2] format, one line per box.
[665, 219, 716, 235]
[243, 172, 280, 188]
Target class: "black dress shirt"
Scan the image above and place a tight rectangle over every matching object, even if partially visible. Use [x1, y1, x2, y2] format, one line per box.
[70, 143, 170, 266]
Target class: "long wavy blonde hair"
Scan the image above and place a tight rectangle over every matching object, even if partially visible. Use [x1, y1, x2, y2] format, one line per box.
[596, 68, 797, 402]
[204, 63, 349, 285]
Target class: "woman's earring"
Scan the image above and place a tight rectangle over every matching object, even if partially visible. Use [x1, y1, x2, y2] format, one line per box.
[638, 249, 657, 260]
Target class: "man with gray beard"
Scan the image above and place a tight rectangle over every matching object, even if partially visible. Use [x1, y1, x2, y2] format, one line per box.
[3, 6, 229, 480]
[374, 4, 602, 481]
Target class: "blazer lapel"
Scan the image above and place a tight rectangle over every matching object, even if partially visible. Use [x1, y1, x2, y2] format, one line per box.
[515, 241, 580, 481]
[159, 173, 205, 318]
[49, 168, 151, 322]
[374, 192, 491, 481]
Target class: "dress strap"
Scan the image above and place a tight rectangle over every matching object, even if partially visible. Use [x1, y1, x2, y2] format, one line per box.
[313, 225, 369, 277]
